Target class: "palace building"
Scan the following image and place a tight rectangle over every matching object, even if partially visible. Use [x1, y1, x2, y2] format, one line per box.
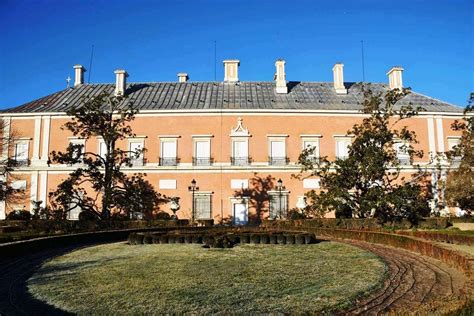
[0, 60, 464, 223]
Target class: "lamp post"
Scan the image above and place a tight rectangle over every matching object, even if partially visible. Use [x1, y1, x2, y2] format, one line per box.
[188, 179, 199, 222]
[276, 178, 286, 219]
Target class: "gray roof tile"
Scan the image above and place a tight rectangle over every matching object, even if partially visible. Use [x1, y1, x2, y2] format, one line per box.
[2, 81, 463, 113]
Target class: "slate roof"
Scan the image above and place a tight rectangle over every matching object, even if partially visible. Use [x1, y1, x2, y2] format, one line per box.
[2, 81, 463, 113]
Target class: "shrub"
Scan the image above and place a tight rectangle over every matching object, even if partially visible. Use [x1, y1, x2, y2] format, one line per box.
[240, 234, 250, 244]
[155, 211, 171, 220]
[152, 235, 160, 244]
[184, 235, 193, 243]
[227, 234, 239, 244]
[168, 235, 176, 244]
[192, 235, 202, 243]
[260, 234, 269, 244]
[250, 234, 260, 244]
[304, 233, 316, 244]
[277, 234, 286, 245]
[269, 234, 278, 244]
[143, 234, 153, 244]
[127, 233, 144, 245]
[6, 210, 31, 221]
[176, 235, 185, 243]
[78, 211, 99, 222]
[159, 235, 168, 244]
[295, 234, 305, 244]
[285, 234, 295, 244]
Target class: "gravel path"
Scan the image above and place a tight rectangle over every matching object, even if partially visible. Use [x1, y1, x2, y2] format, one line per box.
[0, 240, 468, 315]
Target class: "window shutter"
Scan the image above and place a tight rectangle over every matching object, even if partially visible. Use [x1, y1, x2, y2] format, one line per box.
[162, 141, 177, 158]
[195, 141, 210, 158]
[270, 140, 285, 158]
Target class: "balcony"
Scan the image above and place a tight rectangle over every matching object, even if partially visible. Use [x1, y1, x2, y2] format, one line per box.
[268, 156, 289, 166]
[193, 157, 213, 166]
[231, 156, 251, 166]
[130, 157, 145, 167]
[11, 158, 30, 167]
[159, 157, 179, 166]
[398, 156, 411, 166]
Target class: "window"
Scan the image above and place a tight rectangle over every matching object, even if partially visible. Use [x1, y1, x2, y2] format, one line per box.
[69, 139, 85, 164]
[194, 193, 212, 219]
[394, 141, 411, 166]
[14, 142, 29, 165]
[268, 136, 287, 165]
[98, 140, 107, 161]
[335, 137, 351, 159]
[301, 135, 321, 163]
[11, 180, 27, 191]
[129, 141, 144, 166]
[160, 138, 178, 166]
[447, 137, 462, 166]
[193, 138, 211, 166]
[269, 192, 288, 219]
[231, 139, 249, 166]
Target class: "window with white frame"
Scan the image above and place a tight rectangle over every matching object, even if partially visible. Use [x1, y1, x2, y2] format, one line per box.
[394, 140, 411, 165]
[301, 135, 321, 163]
[193, 137, 212, 166]
[160, 138, 178, 166]
[69, 138, 85, 164]
[269, 192, 289, 219]
[128, 140, 144, 166]
[11, 180, 27, 191]
[194, 193, 212, 219]
[447, 137, 462, 165]
[98, 139, 107, 161]
[334, 137, 351, 160]
[14, 141, 29, 165]
[268, 136, 287, 165]
[231, 139, 249, 166]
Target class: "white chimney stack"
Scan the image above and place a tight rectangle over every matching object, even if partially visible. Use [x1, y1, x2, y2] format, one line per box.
[223, 59, 239, 82]
[332, 63, 347, 94]
[387, 66, 404, 90]
[177, 73, 188, 83]
[73, 65, 86, 87]
[114, 69, 128, 96]
[275, 59, 288, 94]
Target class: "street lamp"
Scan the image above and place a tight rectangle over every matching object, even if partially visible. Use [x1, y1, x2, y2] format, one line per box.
[188, 179, 199, 222]
[276, 178, 286, 219]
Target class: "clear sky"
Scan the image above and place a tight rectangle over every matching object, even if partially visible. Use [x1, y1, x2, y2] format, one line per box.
[0, 0, 472, 109]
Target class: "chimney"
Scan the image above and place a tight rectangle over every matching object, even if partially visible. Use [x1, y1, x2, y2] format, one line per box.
[223, 60, 239, 82]
[114, 69, 128, 96]
[73, 65, 86, 87]
[177, 73, 188, 83]
[332, 63, 347, 94]
[275, 59, 288, 94]
[387, 66, 404, 90]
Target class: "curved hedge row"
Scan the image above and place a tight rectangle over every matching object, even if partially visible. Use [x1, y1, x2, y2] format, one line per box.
[127, 231, 318, 248]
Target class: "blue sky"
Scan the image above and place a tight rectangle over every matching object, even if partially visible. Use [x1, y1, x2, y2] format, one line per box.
[0, 0, 472, 108]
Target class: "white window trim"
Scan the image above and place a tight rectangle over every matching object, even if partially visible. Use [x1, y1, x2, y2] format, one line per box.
[193, 137, 212, 159]
[267, 136, 287, 158]
[300, 136, 321, 158]
[231, 138, 250, 161]
[14, 140, 30, 161]
[334, 135, 353, 159]
[160, 138, 178, 158]
[128, 139, 145, 165]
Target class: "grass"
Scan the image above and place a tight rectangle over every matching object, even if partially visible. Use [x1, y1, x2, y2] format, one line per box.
[28, 242, 386, 314]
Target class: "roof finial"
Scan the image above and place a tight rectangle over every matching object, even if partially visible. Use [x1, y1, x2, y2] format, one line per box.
[66, 76, 71, 88]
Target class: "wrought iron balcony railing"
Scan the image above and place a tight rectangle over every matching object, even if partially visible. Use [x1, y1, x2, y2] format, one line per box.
[11, 158, 30, 167]
[268, 156, 289, 166]
[231, 156, 251, 166]
[159, 157, 179, 166]
[192, 157, 213, 166]
[130, 157, 145, 167]
[398, 157, 412, 166]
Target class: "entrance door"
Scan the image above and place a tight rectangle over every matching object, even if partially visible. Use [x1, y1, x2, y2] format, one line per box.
[233, 202, 248, 225]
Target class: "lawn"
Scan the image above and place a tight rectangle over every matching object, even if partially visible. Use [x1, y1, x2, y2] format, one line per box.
[28, 242, 386, 314]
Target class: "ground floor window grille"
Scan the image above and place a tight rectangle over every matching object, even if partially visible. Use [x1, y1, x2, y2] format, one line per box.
[194, 194, 212, 219]
[269, 193, 288, 219]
